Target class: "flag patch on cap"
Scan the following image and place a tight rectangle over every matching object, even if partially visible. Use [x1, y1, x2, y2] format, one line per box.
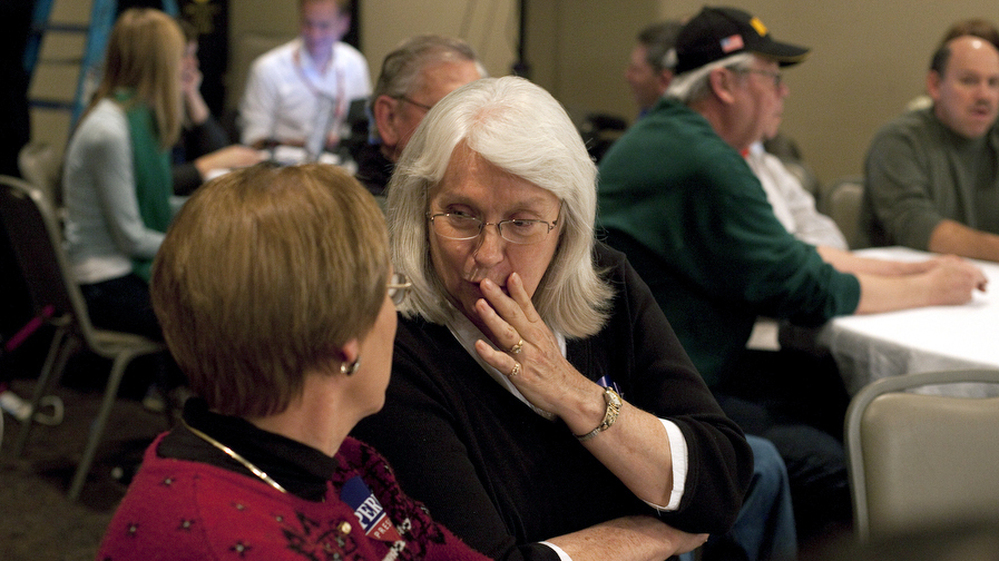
[720, 34, 744, 53]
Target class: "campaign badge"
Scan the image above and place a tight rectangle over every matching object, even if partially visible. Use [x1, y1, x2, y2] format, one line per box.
[340, 476, 403, 542]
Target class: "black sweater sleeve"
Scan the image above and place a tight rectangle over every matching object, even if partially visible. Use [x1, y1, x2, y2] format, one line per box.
[172, 117, 231, 196]
[592, 244, 752, 532]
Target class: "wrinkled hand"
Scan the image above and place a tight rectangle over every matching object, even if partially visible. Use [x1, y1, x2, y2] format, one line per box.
[606, 516, 709, 559]
[922, 258, 988, 305]
[551, 516, 709, 561]
[472, 272, 593, 418]
[903, 254, 959, 274]
[924, 253, 971, 269]
[194, 145, 266, 178]
[667, 527, 710, 556]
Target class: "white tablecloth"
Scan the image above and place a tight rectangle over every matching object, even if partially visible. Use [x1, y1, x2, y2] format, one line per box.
[818, 247, 999, 396]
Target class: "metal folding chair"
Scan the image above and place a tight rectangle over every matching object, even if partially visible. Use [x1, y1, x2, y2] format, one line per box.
[845, 369, 999, 540]
[0, 175, 167, 500]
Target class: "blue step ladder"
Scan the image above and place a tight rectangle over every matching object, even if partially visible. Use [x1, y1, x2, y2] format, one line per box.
[24, 0, 179, 129]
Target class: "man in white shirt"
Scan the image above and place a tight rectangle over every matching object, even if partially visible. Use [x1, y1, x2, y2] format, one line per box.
[746, 141, 846, 249]
[744, 106, 848, 250]
[239, 0, 371, 151]
[748, 104, 943, 277]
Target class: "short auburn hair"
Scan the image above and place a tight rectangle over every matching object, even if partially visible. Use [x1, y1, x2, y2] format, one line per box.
[151, 163, 390, 417]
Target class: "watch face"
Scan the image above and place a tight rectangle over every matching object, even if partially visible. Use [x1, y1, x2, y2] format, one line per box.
[600, 387, 622, 430]
[577, 387, 623, 440]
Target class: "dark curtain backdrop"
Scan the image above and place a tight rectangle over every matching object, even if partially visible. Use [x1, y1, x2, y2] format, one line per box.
[1, 0, 35, 342]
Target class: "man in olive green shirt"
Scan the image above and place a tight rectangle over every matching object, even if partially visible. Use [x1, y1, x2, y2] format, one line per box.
[864, 32, 999, 261]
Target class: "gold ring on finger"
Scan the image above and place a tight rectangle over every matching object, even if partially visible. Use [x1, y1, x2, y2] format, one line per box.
[509, 339, 524, 354]
[509, 362, 521, 377]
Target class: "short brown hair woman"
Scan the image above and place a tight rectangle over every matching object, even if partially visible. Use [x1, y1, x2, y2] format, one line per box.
[97, 163, 490, 561]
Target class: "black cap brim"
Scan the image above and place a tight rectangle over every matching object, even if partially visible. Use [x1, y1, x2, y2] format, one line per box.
[750, 40, 810, 67]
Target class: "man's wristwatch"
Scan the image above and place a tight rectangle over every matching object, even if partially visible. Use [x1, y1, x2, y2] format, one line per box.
[574, 386, 622, 441]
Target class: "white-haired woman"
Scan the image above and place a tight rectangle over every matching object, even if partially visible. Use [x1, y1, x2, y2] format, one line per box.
[352, 76, 753, 561]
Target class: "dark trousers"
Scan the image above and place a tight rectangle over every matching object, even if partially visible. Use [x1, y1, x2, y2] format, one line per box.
[80, 273, 162, 341]
[79, 274, 184, 393]
[715, 349, 853, 543]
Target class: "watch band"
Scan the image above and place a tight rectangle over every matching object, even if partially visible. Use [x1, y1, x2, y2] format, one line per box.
[574, 386, 622, 441]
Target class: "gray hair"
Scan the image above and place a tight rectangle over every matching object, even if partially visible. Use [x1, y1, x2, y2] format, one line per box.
[638, 20, 684, 73]
[386, 76, 613, 339]
[666, 52, 754, 105]
[372, 34, 486, 101]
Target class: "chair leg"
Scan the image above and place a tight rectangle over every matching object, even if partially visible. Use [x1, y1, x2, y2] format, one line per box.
[12, 326, 74, 457]
[67, 348, 142, 501]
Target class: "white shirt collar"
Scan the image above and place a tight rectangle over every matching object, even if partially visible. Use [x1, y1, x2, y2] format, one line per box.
[295, 38, 336, 73]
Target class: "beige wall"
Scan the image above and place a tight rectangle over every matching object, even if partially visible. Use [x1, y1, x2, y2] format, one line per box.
[525, 0, 999, 185]
[226, 1, 300, 111]
[26, 0, 999, 187]
[26, 0, 93, 160]
[524, 0, 659, 124]
[227, 0, 519, 109]
[358, 0, 518, 83]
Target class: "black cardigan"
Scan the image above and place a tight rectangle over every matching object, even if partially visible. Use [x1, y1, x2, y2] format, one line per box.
[352, 243, 752, 561]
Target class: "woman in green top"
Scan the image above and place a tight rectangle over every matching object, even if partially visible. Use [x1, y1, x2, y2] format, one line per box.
[62, 7, 185, 339]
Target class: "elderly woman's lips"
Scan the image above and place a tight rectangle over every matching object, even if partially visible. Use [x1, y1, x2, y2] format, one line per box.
[463, 280, 485, 296]
[465, 279, 509, 296]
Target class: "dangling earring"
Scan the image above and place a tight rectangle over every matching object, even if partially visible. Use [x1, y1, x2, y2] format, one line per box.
[340, 357, 361, 376]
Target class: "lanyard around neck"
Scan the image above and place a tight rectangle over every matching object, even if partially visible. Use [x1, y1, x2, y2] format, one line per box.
[294, 45, 347, 128]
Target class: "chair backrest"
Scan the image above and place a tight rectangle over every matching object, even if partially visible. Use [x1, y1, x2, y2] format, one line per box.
[18, 141, 62, 210]
[846, 369, 999, 541]
[819, 176, 865, 249]
[0, 175, 96, 341]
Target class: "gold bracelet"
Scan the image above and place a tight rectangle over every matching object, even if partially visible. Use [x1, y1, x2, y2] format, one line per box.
[574, 386, 622, 441]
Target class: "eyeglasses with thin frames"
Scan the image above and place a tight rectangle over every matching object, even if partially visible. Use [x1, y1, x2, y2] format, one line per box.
[739, 68, 783, 89]
[427, 205, 562, 245]
[396, 95, 433, 112]
[387, 272, 412, 305]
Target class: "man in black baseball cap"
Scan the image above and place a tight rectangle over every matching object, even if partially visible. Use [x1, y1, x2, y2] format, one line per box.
[598, 6, 871, 551]
[606, 14, 984, 551]
[672, 6, 809, 74]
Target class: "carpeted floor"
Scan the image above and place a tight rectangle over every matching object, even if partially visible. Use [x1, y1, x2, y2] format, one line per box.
[1, 349, 171, 561]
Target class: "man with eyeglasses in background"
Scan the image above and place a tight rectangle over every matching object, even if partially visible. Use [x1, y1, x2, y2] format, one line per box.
[354, 35, 484, 196]
[598, 5, 986, 551]
[623, 17, 846, 252]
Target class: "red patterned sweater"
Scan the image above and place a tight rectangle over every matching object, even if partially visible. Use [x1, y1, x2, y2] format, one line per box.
[97, 434, 490, 561]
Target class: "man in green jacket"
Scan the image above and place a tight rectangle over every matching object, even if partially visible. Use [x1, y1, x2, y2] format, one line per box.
[598, 5, 985, 543]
